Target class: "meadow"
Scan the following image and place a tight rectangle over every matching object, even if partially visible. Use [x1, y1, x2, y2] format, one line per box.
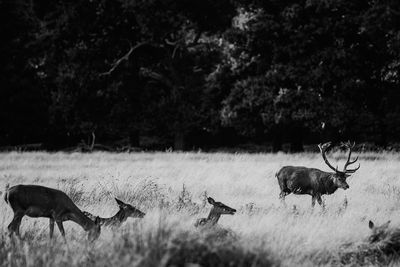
[0, 151, 400, 266]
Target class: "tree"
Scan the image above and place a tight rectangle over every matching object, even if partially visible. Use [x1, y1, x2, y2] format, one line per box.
[0, 0, 49, 146]
[219, 0, 400, 150]
[98, 0, 238, 149]
[22, 0, 238, 149]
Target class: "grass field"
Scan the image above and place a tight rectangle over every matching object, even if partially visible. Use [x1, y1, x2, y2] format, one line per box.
[1, 151, 400, 266]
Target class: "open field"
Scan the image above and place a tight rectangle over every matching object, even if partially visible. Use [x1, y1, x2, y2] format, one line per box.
[1, 151, 400, 266]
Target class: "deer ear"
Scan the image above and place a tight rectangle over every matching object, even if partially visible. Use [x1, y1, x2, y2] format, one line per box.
[115, 198, 126, 207]
[369, 220, 374, 229]
[207, 197, 215, 205]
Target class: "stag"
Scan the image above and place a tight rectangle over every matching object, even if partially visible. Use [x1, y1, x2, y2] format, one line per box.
[83, 198, 145, 227]
[276, 142, 360, 208]
[4, 184, 101, 241]
[195, 197, 236, 227]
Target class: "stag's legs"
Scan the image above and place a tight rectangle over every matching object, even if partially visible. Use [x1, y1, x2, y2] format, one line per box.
[312, 194, 325, 210]
[311, 196, 316, 207]
[279, 191, 289, 207]
[316, 195, 325, 210]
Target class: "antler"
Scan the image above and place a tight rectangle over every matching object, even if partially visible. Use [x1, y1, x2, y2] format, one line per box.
[341, 141, 360, 173]
[318, 142, 338, 172]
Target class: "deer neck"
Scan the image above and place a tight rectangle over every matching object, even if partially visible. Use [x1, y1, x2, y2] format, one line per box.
[324, 173, 339, 194]
[68, 209, 95, 231]
[113, 208, 128, 223]
[99, 208, 126, 227]
[206, 208, 221, 225]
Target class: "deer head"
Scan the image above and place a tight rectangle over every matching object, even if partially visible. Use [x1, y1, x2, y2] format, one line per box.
[115, 198, 145, 218]
[207, 197, 236, 215]
[368, 220, 391, 243]
[318, 141, 360, 190]
[195, 197, 236, 227]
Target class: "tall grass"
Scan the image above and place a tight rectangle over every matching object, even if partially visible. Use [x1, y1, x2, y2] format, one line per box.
[0, 151, 399, 266]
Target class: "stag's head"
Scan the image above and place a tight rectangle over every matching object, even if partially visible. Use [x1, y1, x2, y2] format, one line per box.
[208, 197, 236, 215]
[318, 141, 360, 190]
[115, 198, 145, 218]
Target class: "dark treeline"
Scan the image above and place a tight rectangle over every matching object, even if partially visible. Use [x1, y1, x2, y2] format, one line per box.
[1, 0, 399, 152]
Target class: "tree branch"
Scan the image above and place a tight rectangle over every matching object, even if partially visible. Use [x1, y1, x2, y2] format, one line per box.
[99, 41, 148, 76]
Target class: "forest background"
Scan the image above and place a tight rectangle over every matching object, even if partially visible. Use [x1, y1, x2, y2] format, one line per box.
[1, 0, 399, 152]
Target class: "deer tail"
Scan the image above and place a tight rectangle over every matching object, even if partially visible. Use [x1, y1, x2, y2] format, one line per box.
[4, 183, 10, 204]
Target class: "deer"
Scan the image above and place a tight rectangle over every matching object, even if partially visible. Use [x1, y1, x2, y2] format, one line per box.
[367, 220, 400, 253]
[83, 198, 145, 227]
[276, 141, 360, 208]
[368, 220, 393, 243]
[195, 197, 236, 227]
[4, 184, 101, 242]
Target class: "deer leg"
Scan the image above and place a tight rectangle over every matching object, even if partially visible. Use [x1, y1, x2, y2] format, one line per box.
[279, 191, 288, 207]
[15, 218, 23, 237]
[316, 195, 326, 210]
[311, 196, 316, 207]
[8, 212, 24, 238]
[56, 221, 67, 242]
[49, 218, 55, 239]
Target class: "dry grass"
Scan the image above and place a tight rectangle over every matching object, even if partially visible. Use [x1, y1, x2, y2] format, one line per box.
[0, 151, 400, 266]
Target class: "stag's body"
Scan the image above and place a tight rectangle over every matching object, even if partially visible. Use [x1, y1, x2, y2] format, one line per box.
[277, 166, 345, 206]
[4, 184, 100, 241]
[277, 142, 360, 207]
[83, 198, 145, 227]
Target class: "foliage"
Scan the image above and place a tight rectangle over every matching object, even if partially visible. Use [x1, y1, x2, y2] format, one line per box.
[1, 0, 400, 150]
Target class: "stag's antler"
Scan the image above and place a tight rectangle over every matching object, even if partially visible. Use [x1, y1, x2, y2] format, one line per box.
[340, 141, 360, 173]
[318, 142, 338, 172]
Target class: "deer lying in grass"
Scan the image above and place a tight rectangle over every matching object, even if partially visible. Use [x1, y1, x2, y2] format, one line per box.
[195, 197, 236, 227]
[276, 141, 360, 208]
[339, 220, 399, 263]
[83, 198, 145, 227]
[365, 220, 400, 255]
[4, 184, 101, 241]
[368, 220, 397, 243]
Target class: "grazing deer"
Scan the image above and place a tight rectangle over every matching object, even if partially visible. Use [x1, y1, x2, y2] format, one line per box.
[276, 141, 360, 208]
[83, 198, 145, 227]
[4, 184, 101, 241]
[195, 197, 236, 227]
